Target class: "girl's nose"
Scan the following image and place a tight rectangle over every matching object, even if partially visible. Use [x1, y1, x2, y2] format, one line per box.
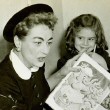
[83, 39, 88, 45]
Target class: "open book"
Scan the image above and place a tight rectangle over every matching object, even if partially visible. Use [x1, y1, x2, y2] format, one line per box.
[46, 53, 110, 110]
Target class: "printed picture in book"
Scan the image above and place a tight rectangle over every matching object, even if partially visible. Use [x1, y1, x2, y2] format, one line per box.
[53, 61, 109, 110]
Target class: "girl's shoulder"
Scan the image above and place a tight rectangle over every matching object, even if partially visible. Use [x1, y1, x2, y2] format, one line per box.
[57, 52, 77, 70]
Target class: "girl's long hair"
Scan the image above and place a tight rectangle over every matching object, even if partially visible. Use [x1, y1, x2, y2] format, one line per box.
[65, 14, 108, 54]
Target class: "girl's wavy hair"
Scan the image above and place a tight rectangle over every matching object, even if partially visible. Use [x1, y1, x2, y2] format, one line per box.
[65, 14, 108, 54]
[13, 12, 57, 40]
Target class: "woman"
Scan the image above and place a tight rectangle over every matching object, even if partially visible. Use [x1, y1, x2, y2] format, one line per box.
[57, 14, 110, 109]
[0, 4, 78, 110]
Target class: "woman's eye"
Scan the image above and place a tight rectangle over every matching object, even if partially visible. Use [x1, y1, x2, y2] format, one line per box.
[47, 42, 52, 46]
[35, 42, 42, 46]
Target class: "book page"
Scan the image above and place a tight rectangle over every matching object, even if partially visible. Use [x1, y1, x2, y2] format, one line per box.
[46, 53, 110, 110]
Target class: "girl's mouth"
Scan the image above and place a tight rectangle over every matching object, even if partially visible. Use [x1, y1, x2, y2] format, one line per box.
[81, 46, 89, 50]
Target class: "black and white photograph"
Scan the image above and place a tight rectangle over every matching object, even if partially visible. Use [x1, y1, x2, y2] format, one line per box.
[0, 0, 110, 110]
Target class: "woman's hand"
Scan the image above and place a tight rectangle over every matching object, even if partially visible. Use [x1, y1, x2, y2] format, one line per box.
[59, 49, 86, 77]
[47, 49, 86, 90]
[88, 52, 108, 70]
[47, 55, 81, 91]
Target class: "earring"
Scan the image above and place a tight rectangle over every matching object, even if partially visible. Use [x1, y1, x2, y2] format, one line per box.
[16, 47, 20, 52]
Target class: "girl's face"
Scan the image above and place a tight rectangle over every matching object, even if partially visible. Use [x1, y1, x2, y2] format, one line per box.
[74, 28, 96, 52]
[16, 24, 53, 68]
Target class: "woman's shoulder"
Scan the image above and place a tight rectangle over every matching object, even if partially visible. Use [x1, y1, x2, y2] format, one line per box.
[0, 55, 17, 86]
[0, 54, 10, 69]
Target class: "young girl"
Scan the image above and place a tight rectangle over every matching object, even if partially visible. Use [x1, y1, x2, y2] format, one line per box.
[57, 14, 110, 109]
[58, 14, 110, 70]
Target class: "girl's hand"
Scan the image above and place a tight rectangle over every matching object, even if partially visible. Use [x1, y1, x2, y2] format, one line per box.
[88, 52, 108, 70]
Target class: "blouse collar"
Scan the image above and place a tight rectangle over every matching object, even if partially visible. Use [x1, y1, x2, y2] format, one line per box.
[9, 49, 39, 80]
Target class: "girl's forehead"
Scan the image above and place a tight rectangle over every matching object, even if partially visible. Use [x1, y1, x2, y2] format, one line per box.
[76, 28, 96, 37]
[76, 27, 94, 32]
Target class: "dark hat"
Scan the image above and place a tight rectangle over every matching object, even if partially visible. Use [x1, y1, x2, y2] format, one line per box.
[3, 4, 53, 42]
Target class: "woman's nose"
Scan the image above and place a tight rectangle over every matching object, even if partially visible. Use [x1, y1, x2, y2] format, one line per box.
[42, 44, 50, 55]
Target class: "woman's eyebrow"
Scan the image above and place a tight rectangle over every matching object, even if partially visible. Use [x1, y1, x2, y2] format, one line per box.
[76, 35, 96, 38]
[33, 37, 53, 41]
[33, 37, 44, 41]
[48, 37, 53, 40]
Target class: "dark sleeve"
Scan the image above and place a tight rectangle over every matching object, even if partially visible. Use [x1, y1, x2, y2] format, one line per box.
[100, 51, 110, 109]
[43, 103, 53, 110]
[57, 54, 71, 70]
[100, 51, 110, 72]
[0, 77, 27, 110]
[101, 94, 110, 110]
[0, 94, 14, 110]
[0, 74, 15, 110]
[57, 53, 75, 70]
[57, 58, 67, 70]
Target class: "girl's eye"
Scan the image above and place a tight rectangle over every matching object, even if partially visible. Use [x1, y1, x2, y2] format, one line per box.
[78, 37, 83, 40]
[89, 38, 95, 41]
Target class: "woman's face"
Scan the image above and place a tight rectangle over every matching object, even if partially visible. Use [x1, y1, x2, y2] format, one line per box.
[17, 24, 53, 68]
[74, 28, 96, 52]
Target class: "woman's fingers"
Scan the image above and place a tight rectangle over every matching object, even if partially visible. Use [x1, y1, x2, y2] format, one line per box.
[69, 50, 86, 66]
[61, 49, 87, 76]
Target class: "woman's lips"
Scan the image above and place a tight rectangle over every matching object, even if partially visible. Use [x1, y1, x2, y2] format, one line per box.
[38, 57, 45, 62]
